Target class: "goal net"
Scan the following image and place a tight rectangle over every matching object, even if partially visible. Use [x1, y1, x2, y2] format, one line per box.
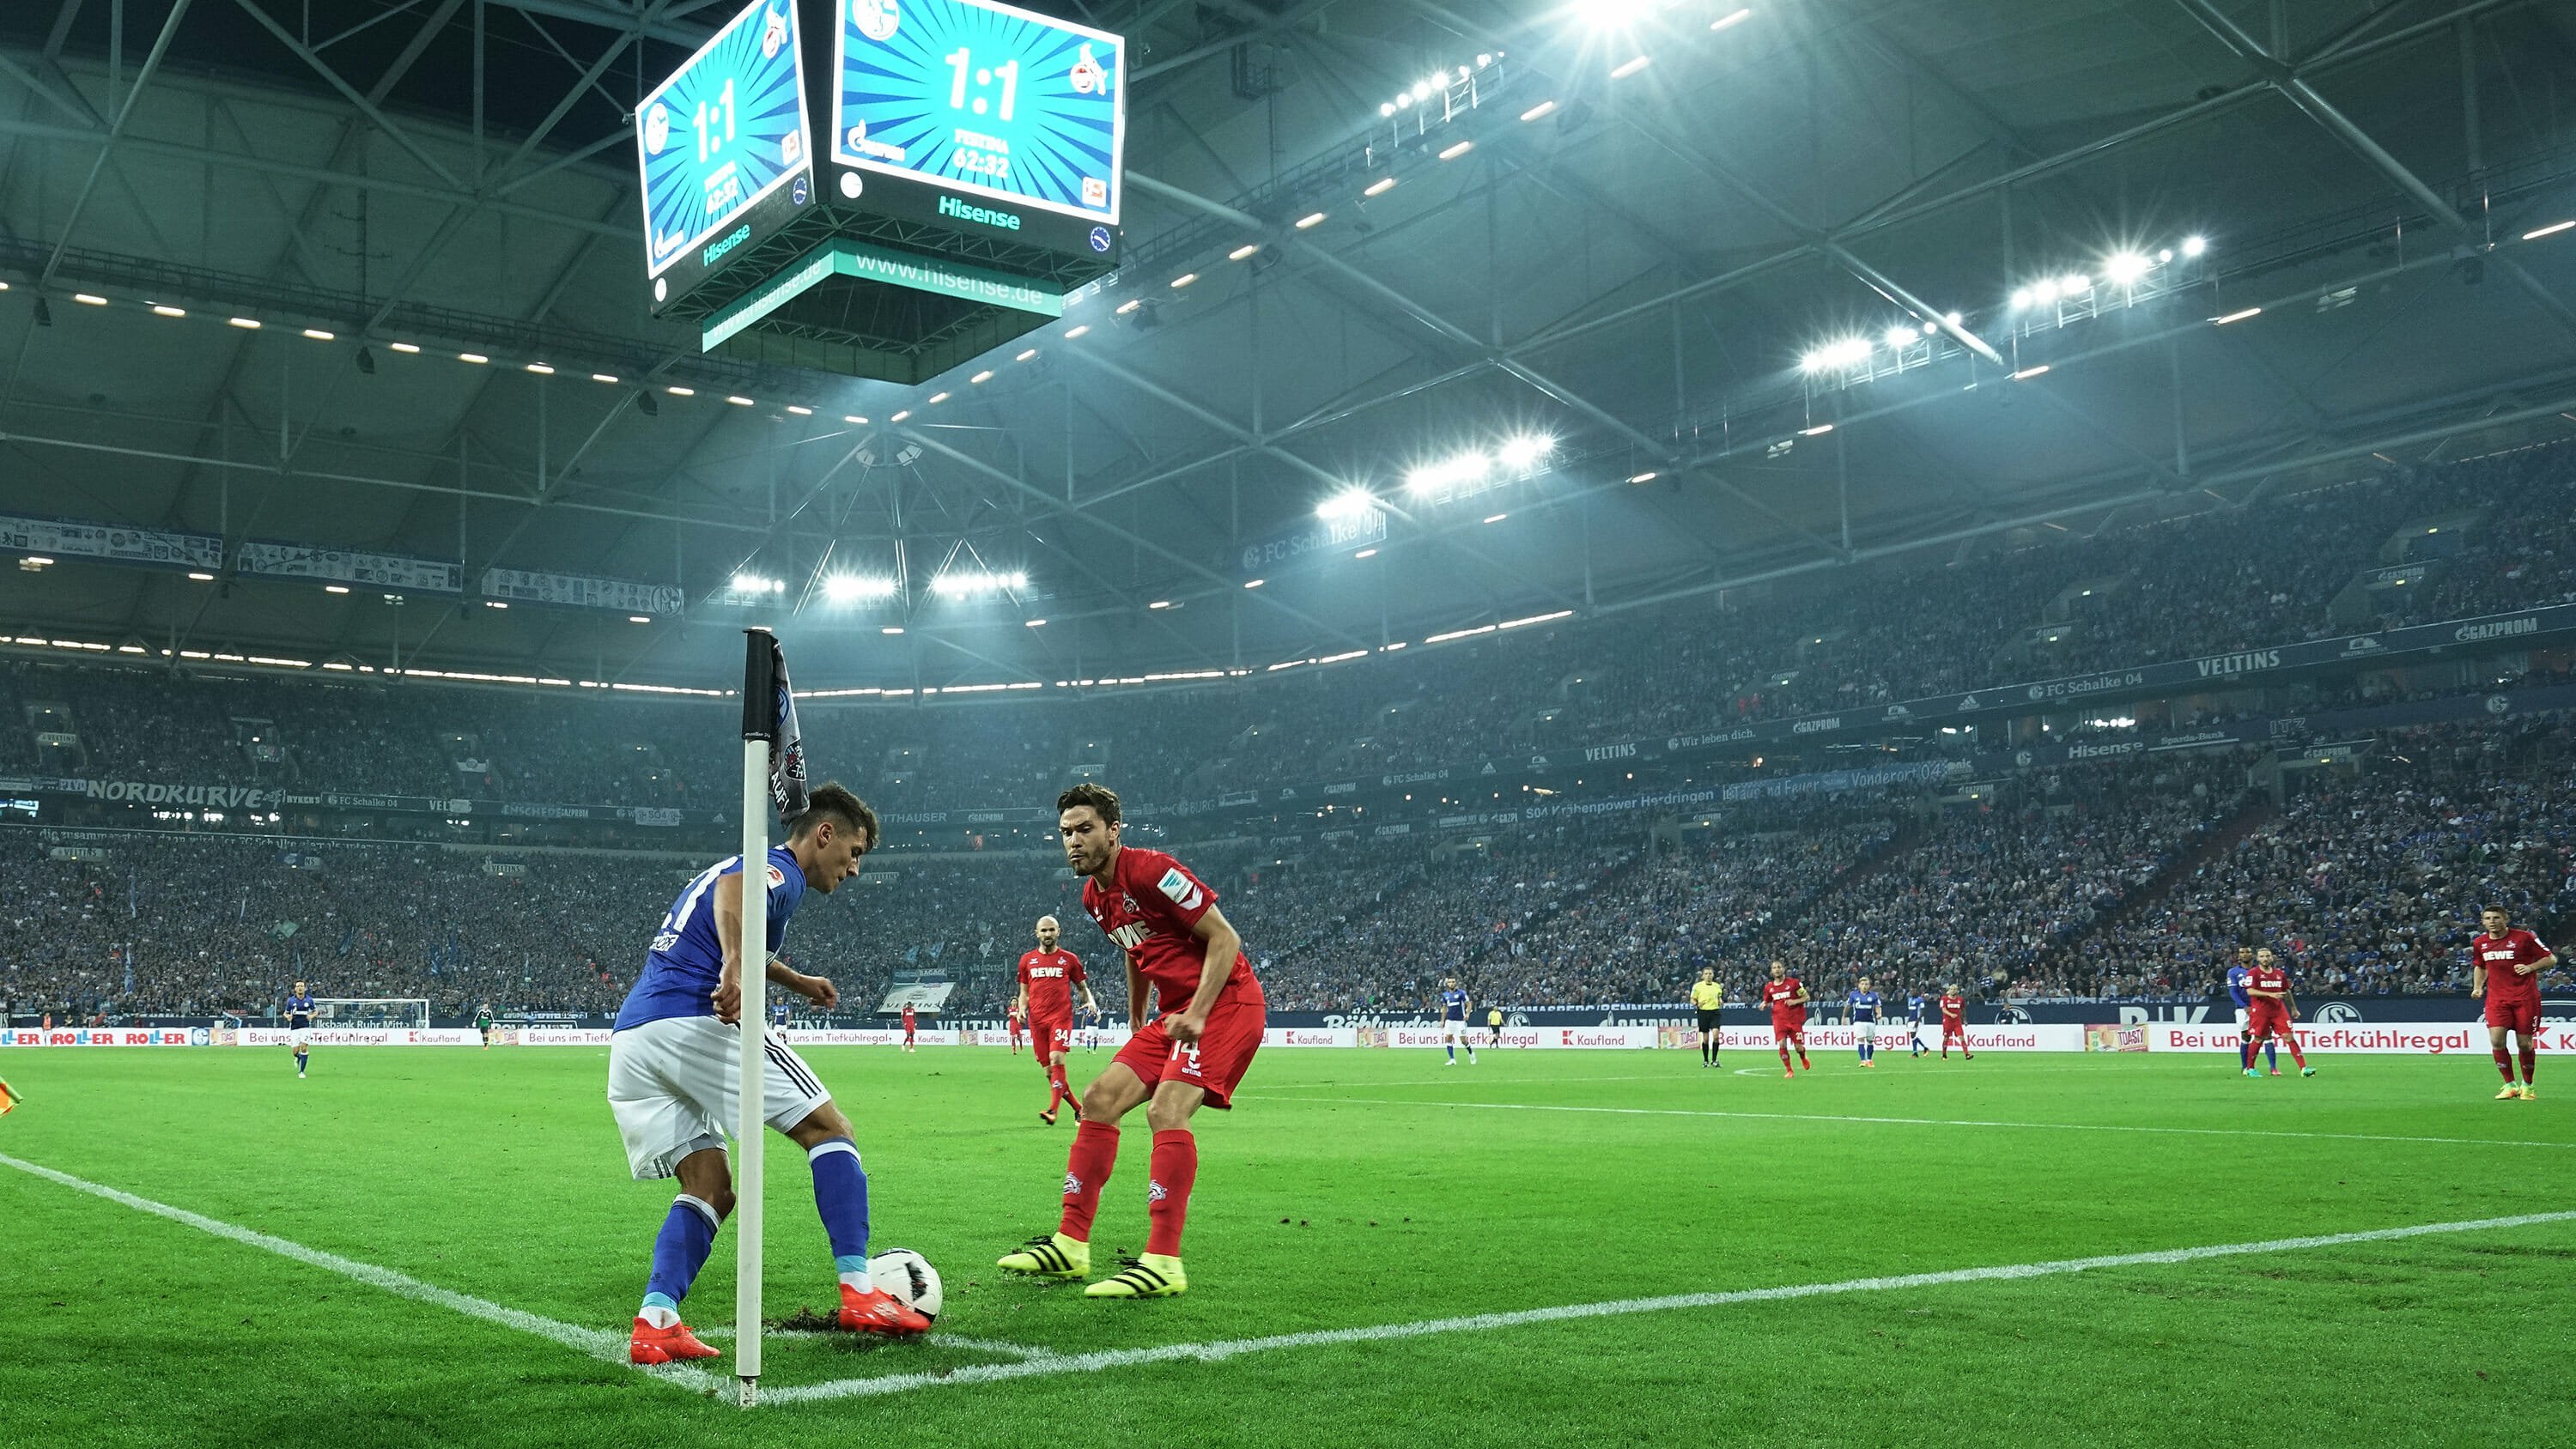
[313, 998, 430, 1030]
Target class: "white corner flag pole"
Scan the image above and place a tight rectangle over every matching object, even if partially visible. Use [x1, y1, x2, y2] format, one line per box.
[735, 638, 773, 1407]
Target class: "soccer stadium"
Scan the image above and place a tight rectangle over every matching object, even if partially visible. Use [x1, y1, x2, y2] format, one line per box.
[3, 0, 2573, 1440]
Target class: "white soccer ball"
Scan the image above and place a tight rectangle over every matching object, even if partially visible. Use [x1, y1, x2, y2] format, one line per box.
[869, 1247, 941, 1322]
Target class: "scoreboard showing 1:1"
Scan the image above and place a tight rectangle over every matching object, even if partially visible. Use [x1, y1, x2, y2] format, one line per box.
[637, 0, 813, 294]
[835, 0, 1126, 225]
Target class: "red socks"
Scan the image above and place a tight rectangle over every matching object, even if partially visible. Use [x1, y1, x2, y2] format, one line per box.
[2522, 1045, 2537, 1085]
[2283, 1037, 2307, 1069]
[2497, 1048, 2518, 1082]
[1776, 1043, 1793, 1071]
[1145, 1129, 1197, 1258]
[1046, 1062, 1068, 1112]
[1058, 1121, 1119, 1240]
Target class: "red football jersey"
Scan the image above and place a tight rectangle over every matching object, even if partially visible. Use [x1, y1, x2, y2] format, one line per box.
[900, 1005, 916, 1028]
[1080, 846, 1259, 1013]
[2247, 963, 2292, 1002]
[2474, 929, 2553, 1001]
[1018, 948, 1087, 1022]
[1939, 994, 1964, 1023]
[1760, 978, 1806, 1017]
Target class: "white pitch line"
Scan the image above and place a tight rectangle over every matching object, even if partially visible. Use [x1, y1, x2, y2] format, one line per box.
[696, 1326, 1058, 1359]
[0, 1150, 717, 1395]
[1288, 1094, 2576, 1151]
[761, 1210, 2576, 1404]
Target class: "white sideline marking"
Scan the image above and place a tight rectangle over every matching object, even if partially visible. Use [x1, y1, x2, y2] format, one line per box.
[696, 1327, 1057, 1359]
[1294, 1095, 2576, 1151]
[0, 1150, 717, 1395]
[761, 1210, 2576, 1404]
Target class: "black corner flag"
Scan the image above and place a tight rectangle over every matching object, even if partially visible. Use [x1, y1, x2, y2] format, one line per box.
[742, 628, 808, 822]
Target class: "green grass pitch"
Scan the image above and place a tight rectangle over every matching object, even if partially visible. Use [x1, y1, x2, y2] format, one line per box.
[4, 1043, 2568, 1447]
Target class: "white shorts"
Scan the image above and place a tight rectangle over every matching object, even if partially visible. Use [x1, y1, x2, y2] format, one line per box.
[2234, 1008, 2250, 1028]
[290, 1027, 313, 1050]
[1443, 1021, 1464, 1042]
[607, 1016, 832, 1180]
[1855, 1021, 1877, 1043]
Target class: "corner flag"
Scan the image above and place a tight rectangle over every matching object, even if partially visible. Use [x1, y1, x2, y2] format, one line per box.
[0, 1076, 19, 1115]
[744, 630, 808, 822]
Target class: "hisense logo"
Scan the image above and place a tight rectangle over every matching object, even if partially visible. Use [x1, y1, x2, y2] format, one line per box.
[939, 194, 1023, 231]
[701, 222, 752, 267]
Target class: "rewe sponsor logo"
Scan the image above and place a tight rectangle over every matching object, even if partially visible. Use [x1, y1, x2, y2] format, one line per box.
[938, 194, 1023, 231]
[2194, 649, 2281, 678]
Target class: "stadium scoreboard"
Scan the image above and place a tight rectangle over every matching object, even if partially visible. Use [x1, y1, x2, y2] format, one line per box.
[640, 0, 1125, 384]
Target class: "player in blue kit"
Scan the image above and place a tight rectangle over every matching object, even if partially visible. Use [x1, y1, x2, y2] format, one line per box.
[284, 982, 315, 1078]
[2227, 946, 2275, 1075]
[1905, 991, 1928, 1058]
[1439, 976, 1477, 1066]
[1847, 977, 1882, 1066]
[605, 783, 929, 1364]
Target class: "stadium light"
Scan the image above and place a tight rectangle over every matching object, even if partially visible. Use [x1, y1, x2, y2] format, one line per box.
[2010, 364, 2051, 380]
[1884, 325, 1917, 349]
[1800, 337, 1872, 373]
[1520, 100, 1557, 121]
[2059, 273, 2091, 294]
[1710, 5, 1751, 27]
[1065, 324, 1091, 338]
[823, 575, 899, 603]
[1170, 274, 1197, 288]
[1026, 618, 1047, 627]
[1316, 490, 1381, 521]
[151, 304, 185, 317]
[881, 627, 905, 635]
[2103, 252, 2152, 285]
[74, 293, 107, 306]
[1609, 55, 1650, 78]
[390, 342, 420, 353]
[1498, 434, 1554, 469]
[2009, 288, 2034, 309]
[2523, 220, 2574, 240]
[459, 352, 489, 364]
[1244, 579, 1265, 588]
[1295, 211, 1327, 229]
[228, 317, 261, 330]
[1229, 244, 1261, 260]
[1406, 452, 1492, 495]
[731, 574, 787, 596]
[1364, 178, 1398, 197]
[2181, 234, 2208, 258]
[928, 570, 1030, 598]
[629, 615, 652, 624]
[2030, 278, 2060, 305]
[1625, 470, 1658, 483]
[1438, 140, 1473, 160]
[2213, 306, 2261, 324]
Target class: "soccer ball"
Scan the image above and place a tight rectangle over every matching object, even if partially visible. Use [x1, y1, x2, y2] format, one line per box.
[869, 1247, 941, 1322]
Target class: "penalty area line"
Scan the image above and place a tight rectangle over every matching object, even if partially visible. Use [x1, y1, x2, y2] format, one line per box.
[760, 1210, 2576, 1405]
[0, 1150, 720, 1395]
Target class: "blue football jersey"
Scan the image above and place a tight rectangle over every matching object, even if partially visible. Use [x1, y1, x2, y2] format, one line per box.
[1440, 986, 1468, 1021]
[1905, 994, 1926, 1023]
[615, 846, 807, 1031]
[285, 993, 314, 1028]
[1847, 990, 1880, 1022]
[2227, 967, 2251, 1007]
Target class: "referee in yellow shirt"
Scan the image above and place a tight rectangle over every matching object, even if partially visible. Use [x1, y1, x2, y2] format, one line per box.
[1690, 967, 1725, 1067]
[1485, 1006, 1504, 1048]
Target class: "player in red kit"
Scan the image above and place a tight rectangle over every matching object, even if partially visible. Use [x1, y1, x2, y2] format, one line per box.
[1939, 986, 1971, 1059]
[1017, 913, 1102, 1125]
[2472, 905, 2556, 1100]
[900, 1003, 917, 1053]
[2241, 946, 2313, 1078]
[1761, 960, 1811, 1077]
[1007, 1006, 1024, 1055]
[996, 783, 1264, 1299]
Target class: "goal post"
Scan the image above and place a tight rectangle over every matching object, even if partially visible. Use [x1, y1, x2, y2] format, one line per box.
[310, 998, 429, 1030]
[734, 628, 805, 1407]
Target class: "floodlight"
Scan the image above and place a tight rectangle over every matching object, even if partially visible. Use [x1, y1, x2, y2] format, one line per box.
[2031, 279, 2060, 305]
[2181, 234, 2208, 258]
[1885, 325, 1917, 349]
[2102, 252, 2151, 285]
[2059, 273, 2091, 294]
[2010, 288, 2034, 309]
[1498, 434, 1554, 469]
[1316, 490, 1380, 521]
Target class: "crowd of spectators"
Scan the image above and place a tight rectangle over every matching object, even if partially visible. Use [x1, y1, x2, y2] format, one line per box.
[9, 445, 2576, 819]
[2086, 719, 2576, 1000]
[10, 711, 2570, 1022]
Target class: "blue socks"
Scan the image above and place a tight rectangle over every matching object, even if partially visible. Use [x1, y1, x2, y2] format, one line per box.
[1445, 1042, 1455, 1062]
[2263, 1041, 2277, 1070]
[641, 1194, 720, 1325]
[809, 1138, 872, 1293]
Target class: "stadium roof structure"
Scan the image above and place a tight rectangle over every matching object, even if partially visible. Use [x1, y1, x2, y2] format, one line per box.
[3, 0, 2576, 694]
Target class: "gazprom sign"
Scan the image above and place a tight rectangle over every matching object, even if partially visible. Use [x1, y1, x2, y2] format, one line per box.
[1236, 507, 1388, 579]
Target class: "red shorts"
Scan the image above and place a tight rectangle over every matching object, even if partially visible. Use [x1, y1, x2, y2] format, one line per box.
[2486, 996, 2542, 1035]
[2247, 1004, 2292, 1039]
[1112, 989, 1265, 1110]
[1031, 1021, 1072, 1061]
[1941, 1020, 1965, 1037]
[1770, 1014, 1807, 1040]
